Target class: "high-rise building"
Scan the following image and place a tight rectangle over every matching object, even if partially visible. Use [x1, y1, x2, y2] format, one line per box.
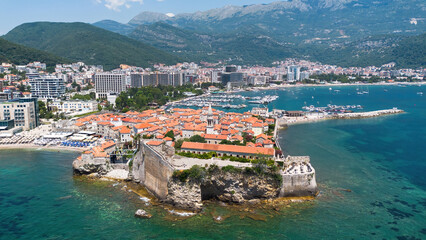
[94, 73, 126, 99]
[0, 98, 39, 130]
[130, 73, 183, 88]
[225, 65, 237, 73]
[287, 66, 301, 82]
[211, 70, 222, 83]
[29, 76, 65, 99]
[130, 73, 143, 88]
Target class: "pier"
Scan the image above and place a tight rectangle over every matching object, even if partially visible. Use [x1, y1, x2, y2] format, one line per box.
[331, 108, 404, 119]
[276, 108, 404, 125]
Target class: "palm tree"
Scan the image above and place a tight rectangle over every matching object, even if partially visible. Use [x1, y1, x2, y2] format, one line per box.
[133, 133, 141, 150]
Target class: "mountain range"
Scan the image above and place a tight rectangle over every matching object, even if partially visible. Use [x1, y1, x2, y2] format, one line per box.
[0, 38, 67, 69]
[96, 0, 426, 68]
[2, 22, 181, 70]
[1, 0, 425, 69]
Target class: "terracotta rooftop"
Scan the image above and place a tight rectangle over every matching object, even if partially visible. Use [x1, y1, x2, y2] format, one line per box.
[119, 128, 131, 134]
[181, 142, 274, 156]
[146, 140, 163, 146]
[203, 134, 228, 140]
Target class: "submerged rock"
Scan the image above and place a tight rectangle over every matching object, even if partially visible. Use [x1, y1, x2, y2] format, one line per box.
[135, 209, 152, 219]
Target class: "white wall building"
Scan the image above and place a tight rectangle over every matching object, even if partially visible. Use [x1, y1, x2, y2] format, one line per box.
[94, 73, 126, 99]
[49, 100, 97, 113]
[30, 76, 65, 99]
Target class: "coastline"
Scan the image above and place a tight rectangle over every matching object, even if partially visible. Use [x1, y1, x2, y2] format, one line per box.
[0, 144, 88, 152]
[256, 81, 426, 91]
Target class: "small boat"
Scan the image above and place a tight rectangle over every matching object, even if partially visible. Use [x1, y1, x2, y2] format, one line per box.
[417, 92, 423, 95]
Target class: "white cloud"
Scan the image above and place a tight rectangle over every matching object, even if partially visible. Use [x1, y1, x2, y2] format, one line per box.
[98, 0, 143, 11]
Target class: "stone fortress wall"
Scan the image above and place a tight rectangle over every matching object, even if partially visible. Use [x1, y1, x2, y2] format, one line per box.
[280, 156, 317, 197]
[132, 141, 174, 199]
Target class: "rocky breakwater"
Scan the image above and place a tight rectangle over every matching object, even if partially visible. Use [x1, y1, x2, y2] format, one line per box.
[332, 108, 404, 120]
[165, 164, 283, 211]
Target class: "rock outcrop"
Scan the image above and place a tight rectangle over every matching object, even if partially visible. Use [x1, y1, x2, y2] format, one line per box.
[72, 155, 111, 175]
[165, 171, 281, 211]
[201, 172, 280, 203]
[134, 209, 152, 219]
[165, 180, 203, 211]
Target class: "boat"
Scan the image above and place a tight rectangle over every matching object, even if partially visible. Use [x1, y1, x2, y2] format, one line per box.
[417, 92, 423, 95]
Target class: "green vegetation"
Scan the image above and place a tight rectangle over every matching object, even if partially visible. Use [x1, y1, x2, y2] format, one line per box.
[221, 165, 242, 173]
[0, 38, 66, 67]
[115, 85, 202, 111]
[72, 92, 96, 101]
[266, 124, 275, 136]
[174, 139, 185, 149]
[38, 101, 53, 119]
[165, 130, 175, 141]
[189, 135, 206, 143]
[177, 151, 217, 159]
[219, 140, 245, 146]
[172, 165, 206, 182]
[4, 22, 181, 70]
[173, 161, 282, 184]
[74, 111, 100, 118]
[142, 134, 154, 139]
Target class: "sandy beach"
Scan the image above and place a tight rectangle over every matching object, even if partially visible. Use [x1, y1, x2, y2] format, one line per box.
[0, 143, 89, 152]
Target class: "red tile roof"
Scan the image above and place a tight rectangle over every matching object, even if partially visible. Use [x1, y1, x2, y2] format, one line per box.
[147, 140, 163, 146]
[203, 134, 228, 140]
[181, 142, 274, 156]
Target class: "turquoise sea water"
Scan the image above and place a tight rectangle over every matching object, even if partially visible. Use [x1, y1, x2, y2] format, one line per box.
[1, 85, 425, 239]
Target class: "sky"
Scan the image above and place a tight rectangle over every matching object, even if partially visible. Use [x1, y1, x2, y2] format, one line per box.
[0, 0, 279, 35]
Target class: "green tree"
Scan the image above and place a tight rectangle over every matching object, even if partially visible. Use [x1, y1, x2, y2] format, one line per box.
[165, 130, 175, 141]
[174, 139, 185, 149]
[189, 135, 206, 143]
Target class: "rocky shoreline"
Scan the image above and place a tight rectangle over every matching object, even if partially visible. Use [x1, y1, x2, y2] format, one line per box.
[73, 141, 318, 213]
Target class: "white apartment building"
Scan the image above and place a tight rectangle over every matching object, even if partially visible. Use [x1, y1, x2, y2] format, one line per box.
[0, 100, 37, 130]
[94, 73, 126, 99]
[30, 76, 65, 99]
[49, 100, 97, 113]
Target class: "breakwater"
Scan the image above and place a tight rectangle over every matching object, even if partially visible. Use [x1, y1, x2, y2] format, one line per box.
[278, 108, 404, 126]
[331, 108, 404, 119]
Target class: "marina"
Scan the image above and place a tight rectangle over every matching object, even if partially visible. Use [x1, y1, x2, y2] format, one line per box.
[302, 104, 363, 113]
[170, 93, 279, 109]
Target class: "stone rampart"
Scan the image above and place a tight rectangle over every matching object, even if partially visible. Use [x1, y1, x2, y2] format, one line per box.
[132, 141, 174, 200]
[279, 156, 317, 197]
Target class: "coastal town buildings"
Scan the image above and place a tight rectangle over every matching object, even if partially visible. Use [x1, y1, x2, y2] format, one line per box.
[72, 106, 277, 158]
[130, 72, 184, 88]
[94, 73, 126, 99]
[49, 100, 97, 113]
[0, 98, 39, 130]
[29, 76, 65, 99]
